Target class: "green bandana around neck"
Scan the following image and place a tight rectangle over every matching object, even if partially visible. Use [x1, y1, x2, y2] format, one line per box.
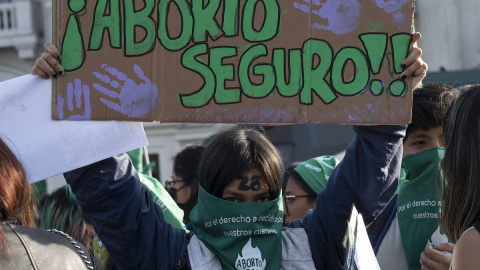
[397, 147, 450, 270]
[190, 186, 283, 270]
[294, 155, 339, 194]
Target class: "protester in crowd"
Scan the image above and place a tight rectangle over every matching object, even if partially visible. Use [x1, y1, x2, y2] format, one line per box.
[283, 155, 339, 226]
[0, 136, 95, 269]
[368, 83, 459, 270]
[439, 85, 480, 270]
[166, 145, 205, 224]
[32, 33, 426, 269]
[37, 185, 95, 252]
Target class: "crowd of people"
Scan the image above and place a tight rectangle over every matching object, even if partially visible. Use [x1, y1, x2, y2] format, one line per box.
[1, 30, 480, 270]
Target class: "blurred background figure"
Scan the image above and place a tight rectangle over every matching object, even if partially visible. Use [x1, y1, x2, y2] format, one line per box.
[166, 144, 205, 224]
[283, 156, 339, 226]
[36, 185, 95, 252]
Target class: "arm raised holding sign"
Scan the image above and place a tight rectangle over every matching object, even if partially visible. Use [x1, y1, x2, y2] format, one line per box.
[32, 35, 426, 269]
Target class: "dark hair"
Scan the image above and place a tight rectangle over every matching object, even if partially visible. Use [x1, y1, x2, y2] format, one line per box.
[283, 167, 316, 203]
[405, 83, 458, 140]
[440, 84, 480, 242]
[282, 161, 302, 191]
[173, 144, 205, 185]
[37, 185, 93, 252]
[0, 137, 34, 258]
[172, 144, 204, 223]
[198, 128, 283, 199]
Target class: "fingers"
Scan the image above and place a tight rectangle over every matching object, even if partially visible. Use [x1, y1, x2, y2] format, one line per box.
[420, 246, 452, 270]
[420, 250, 440, 269]
[401, 46, 422, 75]
[74, 79, 83, 109]
[400, 35, 428, 89]
[92, 83, 120, 99]
[83, 84, 91, 114]
[100, 97, 122, 113]
[44, 41, 61, 61]
[93, 72, 121, 89]
[42, 42, 64, 76]
[411, 32, 422, 45]
[402, 48, 427, 77]
[32, 42, 64, 79]
[421, 262, 433, 270]
[57, 95, 65, 120]
[436, 243, 454, 253]
[67, 81, 74, 111]
[101, 64, 128, 81]
[134, 64, 151, 84]
[31, 64, 49, 79]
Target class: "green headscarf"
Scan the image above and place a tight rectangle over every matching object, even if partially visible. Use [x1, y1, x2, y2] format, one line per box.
[294, 155, 340, 194]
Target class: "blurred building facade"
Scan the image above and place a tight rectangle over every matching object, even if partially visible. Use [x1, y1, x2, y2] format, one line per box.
[1, 1, 480, 187]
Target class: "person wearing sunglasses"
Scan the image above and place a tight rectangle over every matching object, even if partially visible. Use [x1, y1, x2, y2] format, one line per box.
[166, 145, 205, 224]
[283, 156, 340, 226]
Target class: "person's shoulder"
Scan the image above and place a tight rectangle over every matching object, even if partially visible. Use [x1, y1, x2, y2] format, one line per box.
[452, 228, 480, 270]
[7, 223, 96, 269]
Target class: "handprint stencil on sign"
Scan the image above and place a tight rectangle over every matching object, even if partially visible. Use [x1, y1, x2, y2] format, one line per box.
[293, 0, 362, 35]
[57, 79, 91, 120]
[92, 64, 158, 119]
[372, 0, 411, 30]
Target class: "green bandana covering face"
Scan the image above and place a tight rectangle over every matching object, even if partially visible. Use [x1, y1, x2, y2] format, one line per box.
[397, 147, 449, 270]
[190, 186, 283, 270]
[294, 155, 339, 194]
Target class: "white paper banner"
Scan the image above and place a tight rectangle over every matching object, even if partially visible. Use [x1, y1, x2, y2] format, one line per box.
[0, 75, 148, 183]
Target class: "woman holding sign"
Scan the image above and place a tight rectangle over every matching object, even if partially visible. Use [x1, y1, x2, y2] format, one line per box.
[33, 34, 427, 269]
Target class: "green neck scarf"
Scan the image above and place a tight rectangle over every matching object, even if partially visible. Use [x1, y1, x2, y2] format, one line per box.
[190, 186, 283, 270]
[397, 147, 449, 270]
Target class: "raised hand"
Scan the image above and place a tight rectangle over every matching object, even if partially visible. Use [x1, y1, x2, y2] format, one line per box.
[32, 42, 64, 79]
[293, 0, 362, 35]
[92, 64, 158, 119]
[401, 32, 427, 90]
[57, 79, 91, 120]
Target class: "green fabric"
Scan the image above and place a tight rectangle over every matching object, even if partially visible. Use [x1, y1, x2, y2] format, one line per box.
[294, 155, 340, 194]
[127, 148, 185, 230]
[396, 168, 408, 194]
[32, 180, 47, 202]
[397, 147, 449, 270]
[190, 186, 283, 270]
[127, 147, 155, 175]
[139, 174, 186, 230]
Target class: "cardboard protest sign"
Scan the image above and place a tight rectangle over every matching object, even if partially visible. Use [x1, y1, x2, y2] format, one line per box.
[53, 0, 415, 124]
